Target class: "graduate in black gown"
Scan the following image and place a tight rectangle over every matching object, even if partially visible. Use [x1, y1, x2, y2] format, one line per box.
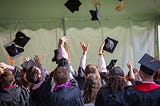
[95, 66, 127, 106]
[31, 66, 84, 106]
[0, 69, 31, 106]
[125, 53, 160, 106]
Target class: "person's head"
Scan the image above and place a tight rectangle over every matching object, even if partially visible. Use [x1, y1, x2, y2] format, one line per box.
[52, 66, 69, 84]
[139, 65, 156, 81]
[0, 69, 15, 87]
[83, 73, 101, 104]
[84, 64, 101, 80]
[106, 66, 126, 91]
[138, 53, 160, 81]
[26, 66, 42, 84]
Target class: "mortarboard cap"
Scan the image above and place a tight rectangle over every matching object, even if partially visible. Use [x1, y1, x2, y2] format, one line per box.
[103, 37, 118, 53]
[52, 49, 59, 63]
[109, 67, 124, 76]
[64, 0, 82, 13]
[106, 59, 117, 70]
[138, 53, 160, 75]
[57, 58, 69, 67]
[3, 41, 24, 59]
[13, 31, 30, 47]
[21, 59, 37, 71]
[89, 6, 101, 24]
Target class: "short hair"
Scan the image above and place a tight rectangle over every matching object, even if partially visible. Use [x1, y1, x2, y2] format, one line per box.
[140, 65, 155, 76]
[1, 69, 15, 86]
[52, 66, 69, 84]
[26, 66, 41, 84]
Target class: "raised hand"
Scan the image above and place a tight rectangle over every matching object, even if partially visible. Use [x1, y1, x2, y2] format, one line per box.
[80, 41, 89, 55]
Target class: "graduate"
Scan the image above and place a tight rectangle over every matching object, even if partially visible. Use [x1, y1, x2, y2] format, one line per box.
[95, 66, 127, 106]
[0, 69, 31, 106]
[125, 53, 160, 106]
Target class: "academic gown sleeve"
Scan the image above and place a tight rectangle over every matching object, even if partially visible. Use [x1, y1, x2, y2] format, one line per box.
[30, 77, 53, 106]
[125, 85, 160, 106]
[48, 86, 84, 106]
[95, 87, 126, 106]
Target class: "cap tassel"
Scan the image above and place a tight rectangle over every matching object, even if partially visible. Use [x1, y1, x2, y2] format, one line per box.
[115, 1, 124, 11]
[92, 0, 101, 7]
[7, 55, 15, 65]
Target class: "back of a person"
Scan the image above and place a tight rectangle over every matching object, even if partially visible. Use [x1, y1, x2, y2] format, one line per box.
[95, 87, 126, 106]
[125, 85, 160, 106]
[0, 69, 30, 106]
[0, 86, 30, 106]
[95, 67, 127, 106]
[48, 85, 84, 106]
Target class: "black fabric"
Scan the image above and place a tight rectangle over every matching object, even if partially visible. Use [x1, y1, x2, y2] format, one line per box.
[95, 87, 127, 106]
[47, 86, 84, 106]
[74, 66, 85, 90]
[52, 49, 59, 63]
[21, 59, 37, 71]
[4, 43, 24, 57]
[30, 77, 52, 106]
[138, 53, 160, 74]
[13, 31, 30, 48]
[103, 37, 118, 53]
[125, 85, 160, 106]
[64, 0, 82, 13]
[0, 86, 31, 106]
[30, 77, 84, 106]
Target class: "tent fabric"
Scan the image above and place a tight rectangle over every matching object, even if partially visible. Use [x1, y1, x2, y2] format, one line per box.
[0, 18, 157, 73]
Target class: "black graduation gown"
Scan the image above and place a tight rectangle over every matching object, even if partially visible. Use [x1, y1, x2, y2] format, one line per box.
[74, 66, 85, 90]
[95, 87, 127, 106]
[0, 86, 31, 106]
[125, 83, 160, 106]
[31, 77, 84, 106]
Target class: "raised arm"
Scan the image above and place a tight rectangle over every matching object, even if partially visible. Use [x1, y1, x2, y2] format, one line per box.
[99, 43, 108, 73]
[57, 36, 69, 60]
[79, 41, 88, 70]
[127, 61, 135, 80]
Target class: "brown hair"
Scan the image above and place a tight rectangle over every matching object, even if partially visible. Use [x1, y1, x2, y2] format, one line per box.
[1, 69, 15, 86]
[85, 64, 101, 80]
[52, 66, 69, 84]
[106, 67, 126, 91]
[83, 73, 101, 104]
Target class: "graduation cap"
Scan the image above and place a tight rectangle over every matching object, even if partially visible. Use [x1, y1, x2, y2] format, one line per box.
[13, 31, 30, 47]
[21, 59, 37, 71]
[109, 67, 124, 76]
[64, 0, 82, 13]
[106, 59, 117, 70]
[52, 49, 59, 63]
[103, 37, 118, 53]
[89, 5, 101, 24]
[138, 53, 160, 75]
[3, 42, 24, 59]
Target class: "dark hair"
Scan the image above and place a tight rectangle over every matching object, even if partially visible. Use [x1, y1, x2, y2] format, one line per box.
[106, 67, 126, 91]
[83, 73, 101, 104]
[26, 66, 40, 84]
[1, 69, 15, 86]
[140, 65, 154, 75]
[52, 66, 69, 84]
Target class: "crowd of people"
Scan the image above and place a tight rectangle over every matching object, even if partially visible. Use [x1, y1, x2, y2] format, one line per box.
[0, 36, 160, 106]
